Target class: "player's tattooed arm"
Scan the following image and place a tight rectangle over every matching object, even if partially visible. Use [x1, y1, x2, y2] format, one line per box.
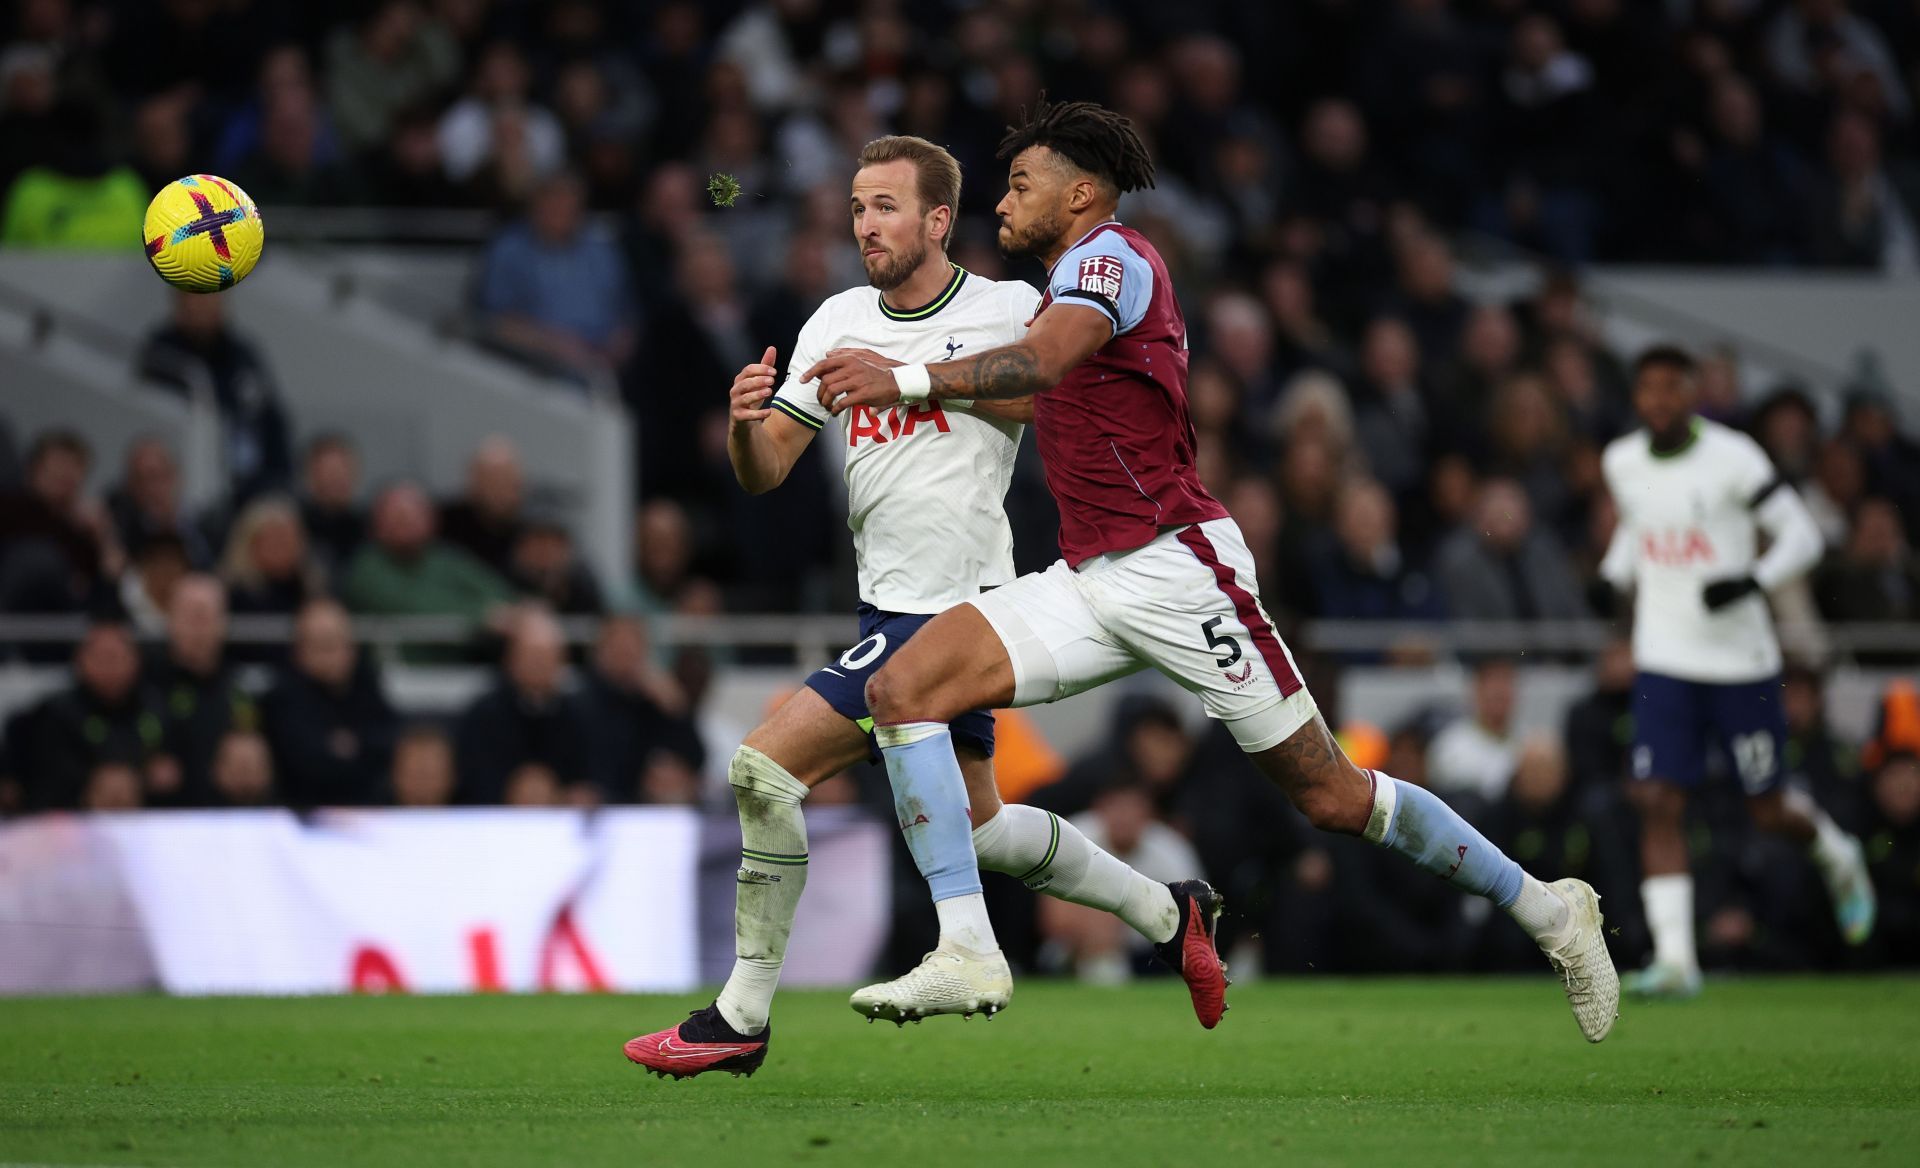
[805, 302, 1111, 414]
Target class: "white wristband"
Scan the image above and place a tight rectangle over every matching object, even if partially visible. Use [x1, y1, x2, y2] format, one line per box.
[894, 363, 932, 404]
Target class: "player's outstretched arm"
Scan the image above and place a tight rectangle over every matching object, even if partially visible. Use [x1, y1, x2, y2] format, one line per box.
[806, 302, 1111, 415]
[728, 346, 818, 494]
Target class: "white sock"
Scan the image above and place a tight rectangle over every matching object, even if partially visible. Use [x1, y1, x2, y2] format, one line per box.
[935, 892, 998, 954]
[1641, 873, 1698, 973]
[714, 747, 809, 1036]
[1506, 873, 1572, 945]
[973, 805, 1179, 944]
[1787, 788, 1855, 883]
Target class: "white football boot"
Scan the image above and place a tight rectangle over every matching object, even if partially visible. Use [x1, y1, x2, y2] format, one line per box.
[1540, 878, 1621, 1042]
[1822, 833, 1878, 947]
[850, 943, 1013, 1026]
[1623, 961, 1704, 1000]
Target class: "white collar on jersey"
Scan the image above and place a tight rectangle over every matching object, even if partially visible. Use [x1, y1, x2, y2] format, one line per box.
[1045, 218, 1123, 282]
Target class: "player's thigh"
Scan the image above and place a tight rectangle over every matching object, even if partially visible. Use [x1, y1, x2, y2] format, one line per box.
[968, 560, 1144, 710]
[741, 686, 873, 787]
[862, 601, 1022, 724]
[1629, 671, 1708, 789]
[1708, 675, 1788, 797]
[1095, 518, 1317, 754]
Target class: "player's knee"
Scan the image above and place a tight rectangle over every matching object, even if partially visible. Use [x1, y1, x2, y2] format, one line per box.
[1630, 779, 1685, 823]
[864, 667, 924, 725]
[1746, 791, 1787, 834]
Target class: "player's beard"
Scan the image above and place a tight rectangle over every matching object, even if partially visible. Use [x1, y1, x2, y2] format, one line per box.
[864, 236, 930, 292]
[997, 206, 1069, 260]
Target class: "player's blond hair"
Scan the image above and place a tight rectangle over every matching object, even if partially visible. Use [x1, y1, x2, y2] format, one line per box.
[856, 135, 962, 252]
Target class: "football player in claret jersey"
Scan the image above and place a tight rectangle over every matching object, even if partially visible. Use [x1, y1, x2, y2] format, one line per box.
[808, 99, 1620, 1042]
[623, 136, 1226, 1081]
[1600, 345, 1876, 998]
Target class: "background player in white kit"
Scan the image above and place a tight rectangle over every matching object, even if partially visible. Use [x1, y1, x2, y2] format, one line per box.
[624, 136, 1222, 1080]
[1600, 345, 1877, 999]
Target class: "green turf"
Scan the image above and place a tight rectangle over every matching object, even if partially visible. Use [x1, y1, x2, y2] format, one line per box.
[2, 978, 1916, 1167]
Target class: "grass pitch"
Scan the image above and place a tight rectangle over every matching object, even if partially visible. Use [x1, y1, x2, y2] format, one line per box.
[2, 978, 1916, 1167]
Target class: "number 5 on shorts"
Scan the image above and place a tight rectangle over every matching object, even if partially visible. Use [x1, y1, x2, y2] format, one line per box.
[1200, 616, 1242, 668]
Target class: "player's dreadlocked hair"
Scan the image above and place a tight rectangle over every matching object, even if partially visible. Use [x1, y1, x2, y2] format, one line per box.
[996, 96, 1157, 194]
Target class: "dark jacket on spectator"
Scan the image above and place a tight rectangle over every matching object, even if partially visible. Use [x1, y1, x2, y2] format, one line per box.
[138, 326, 293, 504]
[260, 655, 398, 807]
[0, 491, 105, 612]
[21, 683, 166, 810]
[300, 498, 366, 579]
[438, 501, 522, 579]
[146, 651, 255, 806]
[577, 669, 705, 801]
[453, 678, 594, 803]
[1435, 529, 1588, 621]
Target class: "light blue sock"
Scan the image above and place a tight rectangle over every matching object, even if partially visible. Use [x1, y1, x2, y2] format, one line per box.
[875, 721, 983, 902]
[1363, 772, 1524, 908]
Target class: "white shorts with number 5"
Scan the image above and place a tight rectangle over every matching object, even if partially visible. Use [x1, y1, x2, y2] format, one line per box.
[969, 517, 1318, 752]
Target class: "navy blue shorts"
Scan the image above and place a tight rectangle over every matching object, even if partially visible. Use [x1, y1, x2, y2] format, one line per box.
[1630, 671, 1785, 794]
[804, 604, 996, 761]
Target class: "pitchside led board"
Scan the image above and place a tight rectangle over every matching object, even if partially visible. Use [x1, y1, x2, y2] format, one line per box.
[1, 810, 701, 995]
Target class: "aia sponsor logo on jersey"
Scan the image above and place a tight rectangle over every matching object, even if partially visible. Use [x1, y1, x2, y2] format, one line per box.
[1078, 254, 1124, 299]
[1643, 528, 1716, 567]
[846, 402, 953, 447]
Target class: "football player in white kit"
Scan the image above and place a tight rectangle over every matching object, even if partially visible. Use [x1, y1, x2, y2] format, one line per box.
[624, 136, 1223, 1080]
[1600, 345, 1877, 998]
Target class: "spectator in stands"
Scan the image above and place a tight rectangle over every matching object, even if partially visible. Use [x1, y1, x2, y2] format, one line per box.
[19, 619, 170, 810]
[1765, 0, 1911, 123]
[1038, 778, 1207, 983]
[1751, 385, 1824, 486]
[219, 495, 324, 618]
[627, 499, 698, 615]
[476, 170, 635, 378]
[1425, 656, 1523, 810]
[509, 518, 605, 616]
[578, 615, 703, 801]
[1286, 97, 1397, 321]
[119, 533, 190, 637]
[1782, 665, 1867, 831]
[1484, 14, 1601, 261]
[1815, 497, 1920, 636]
[1382, 233, 1471, 368]
[366, 103, 464, 206]
[209, 730, 275, 807]
[453, 609, 593, 804]
[324, 0, 460, 153]
[636, 231, 753, 496]
[1694, 75, 1813, 264]
[390, 724, 455, 807]
[1563, 637, 1635, 795]
[298, 434, 365, 578]
[138, 291, 294, 505]
[1350, 316, 1431, 501]
[1437, 305, 1522, 454]
[1840, 390, 1920, 541]
[438, 437, 525, 578]
[261, 599, 396, 807]
[436, 41, 564, 198]
[212, 45, 339, 176]
[0, 100, 146, 248]
[106, 436, 211, 567]
[0, 429, 118, 614]
[147, 574, 254, 806]
[1864, 752, 1920, 967]
[1810, 112, 1920, 273]
[1309, 477, 1443, 626]
[1435, 477, 1587, 622]
[229, 80, 362, 205]
[341, 481, 514, 624]
[0, 43, 60, 195]
[1805, 438, 1868, 549]
[1486, 372, 1576, 531]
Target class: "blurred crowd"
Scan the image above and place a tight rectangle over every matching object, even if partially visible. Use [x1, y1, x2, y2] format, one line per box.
[2, 0, 1919, 973]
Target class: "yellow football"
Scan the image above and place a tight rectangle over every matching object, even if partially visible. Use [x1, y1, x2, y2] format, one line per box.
[142, 174, 265, 293]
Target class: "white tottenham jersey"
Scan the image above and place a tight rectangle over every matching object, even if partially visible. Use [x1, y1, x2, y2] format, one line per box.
[1601, 418, 1814, 683]
[770, 265, 1041, 614]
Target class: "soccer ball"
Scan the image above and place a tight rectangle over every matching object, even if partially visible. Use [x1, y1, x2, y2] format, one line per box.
[142, 174, 264, 293]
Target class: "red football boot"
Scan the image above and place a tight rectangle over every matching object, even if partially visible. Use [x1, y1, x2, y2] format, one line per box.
[1153, 880, 1229, 1029]
[624, 1003, 769, 1080]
